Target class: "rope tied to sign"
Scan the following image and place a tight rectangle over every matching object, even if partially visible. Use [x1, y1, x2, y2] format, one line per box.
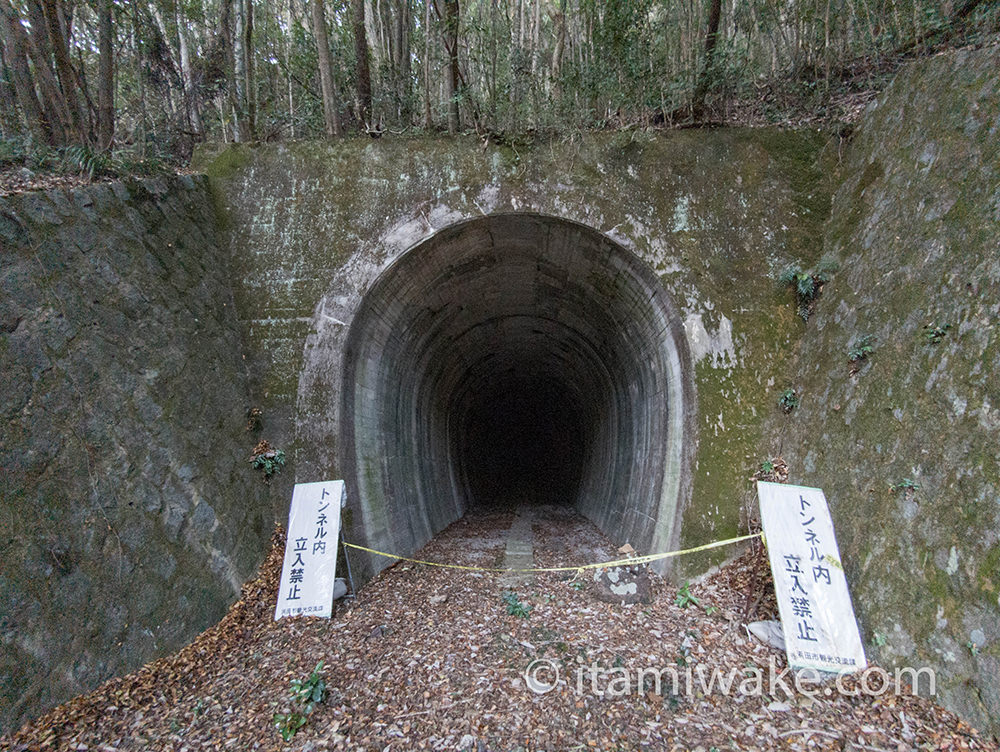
[341, 532, 761, 575]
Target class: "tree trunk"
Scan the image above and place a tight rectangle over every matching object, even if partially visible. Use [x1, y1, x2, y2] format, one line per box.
[2, 0, 71, 143]
[130, 0, 148, 155]
[551, 1, 566, 97]
[392, 0, 411, 119]
[39, 0, 89, 141]
[530, 0, 540, 76]
[692, 0, 722, 115]
[310, 0, 341, 136]
[353, 0, 373, 128]
[219, 0, 242, 141]
[283, 0, 295, 138]
[0, 43, 20, 138]
[364, 0, 382, 66]
[97, 0, 114, 149]
[242, 0, 255, 140]
[176, 1, 204, 136]
[442, 0, 460, 133]
[232, 0, 247, 139]
[422, 0, 432, 128]
[0, 4, 50, 143]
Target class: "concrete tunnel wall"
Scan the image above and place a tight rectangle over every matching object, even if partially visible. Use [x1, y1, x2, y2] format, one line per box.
[202, 131, 833, 580]
[339, 214, 695, 581]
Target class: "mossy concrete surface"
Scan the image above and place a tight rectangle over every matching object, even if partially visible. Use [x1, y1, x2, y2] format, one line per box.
[761, 42, 1000, 737]
[197, 129, 832, 577]
[0, 177, 270, 733]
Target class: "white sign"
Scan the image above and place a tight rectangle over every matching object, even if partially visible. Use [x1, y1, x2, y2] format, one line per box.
[274, 480, 344, 620]
[757, 481, 867, 673]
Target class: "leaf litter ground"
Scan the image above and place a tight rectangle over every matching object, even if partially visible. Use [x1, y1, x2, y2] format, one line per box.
[3, 508, 995, 752]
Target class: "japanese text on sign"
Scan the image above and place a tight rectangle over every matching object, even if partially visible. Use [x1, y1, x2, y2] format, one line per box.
[757, 481, 867, 673]
[274, 480, 344, 620]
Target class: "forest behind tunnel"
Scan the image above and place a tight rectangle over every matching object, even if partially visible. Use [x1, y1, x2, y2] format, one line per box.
[341, 214, 693, 579]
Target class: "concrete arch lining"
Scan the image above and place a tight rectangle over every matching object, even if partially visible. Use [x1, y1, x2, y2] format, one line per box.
[338, 213, 695, 582]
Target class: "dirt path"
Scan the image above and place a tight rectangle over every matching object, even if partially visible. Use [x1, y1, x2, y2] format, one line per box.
[3, 509, 994, 751]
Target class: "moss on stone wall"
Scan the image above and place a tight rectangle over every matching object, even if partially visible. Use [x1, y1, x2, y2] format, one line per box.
[761, 41, 1000, 738]
[0, 177, 270, 734]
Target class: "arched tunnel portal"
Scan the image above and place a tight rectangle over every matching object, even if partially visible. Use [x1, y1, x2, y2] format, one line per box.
[341, 213, 694, 578]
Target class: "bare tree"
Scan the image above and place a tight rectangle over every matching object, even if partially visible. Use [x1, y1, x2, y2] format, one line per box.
[97, 0, 114, 149]
[353, 0, 373, 128]
[310, 0, 341, 137]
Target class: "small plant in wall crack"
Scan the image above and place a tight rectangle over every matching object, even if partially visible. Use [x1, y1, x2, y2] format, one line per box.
[245, 406, 263, 432]
[251, 439, 286, 480]
[848, 334, 876, 374]
[778, 388, 800, 413]
[889, 478, 920, 496]
[923, 323, 952, 344]
[751, 456, 788, 484]
[777, 257, 838, 321]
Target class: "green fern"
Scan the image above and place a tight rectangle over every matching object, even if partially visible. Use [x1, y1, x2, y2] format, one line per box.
[778, 259, 838, 321]
[848, 334, 876, 363]
[62, 144, 112, 180]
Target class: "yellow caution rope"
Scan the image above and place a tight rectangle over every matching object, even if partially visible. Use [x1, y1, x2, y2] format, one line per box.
[342, 532, 761, 575]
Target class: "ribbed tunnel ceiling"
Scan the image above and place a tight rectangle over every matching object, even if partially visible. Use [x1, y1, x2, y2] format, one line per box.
[341, 214, 693, 577]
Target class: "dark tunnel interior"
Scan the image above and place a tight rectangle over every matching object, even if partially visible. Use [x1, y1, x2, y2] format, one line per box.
[455, 373, 589, 509]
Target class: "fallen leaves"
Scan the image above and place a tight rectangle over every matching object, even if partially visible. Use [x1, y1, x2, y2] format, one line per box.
[3, 512, 996, 752]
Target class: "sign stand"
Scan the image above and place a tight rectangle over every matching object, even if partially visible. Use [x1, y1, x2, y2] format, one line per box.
[339, 527, 356, 600]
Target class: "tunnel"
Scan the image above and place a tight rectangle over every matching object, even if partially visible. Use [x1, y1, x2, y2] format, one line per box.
[340, 213, 694, 578]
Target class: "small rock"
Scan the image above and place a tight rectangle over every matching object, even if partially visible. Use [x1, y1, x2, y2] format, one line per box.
[429, 594, 448, 606]
[591, 564, 652, 605]
[747, 620, 786, 651]
[333, 578, 348, 600]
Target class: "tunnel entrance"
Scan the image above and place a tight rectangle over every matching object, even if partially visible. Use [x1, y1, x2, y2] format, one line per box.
[341, 214, 693, 578]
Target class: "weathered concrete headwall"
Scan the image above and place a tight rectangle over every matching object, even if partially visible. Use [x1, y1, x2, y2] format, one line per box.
[0, 177, 270, 733]
[198, 129, 833, 579]
[762, 43, 1000, 736]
